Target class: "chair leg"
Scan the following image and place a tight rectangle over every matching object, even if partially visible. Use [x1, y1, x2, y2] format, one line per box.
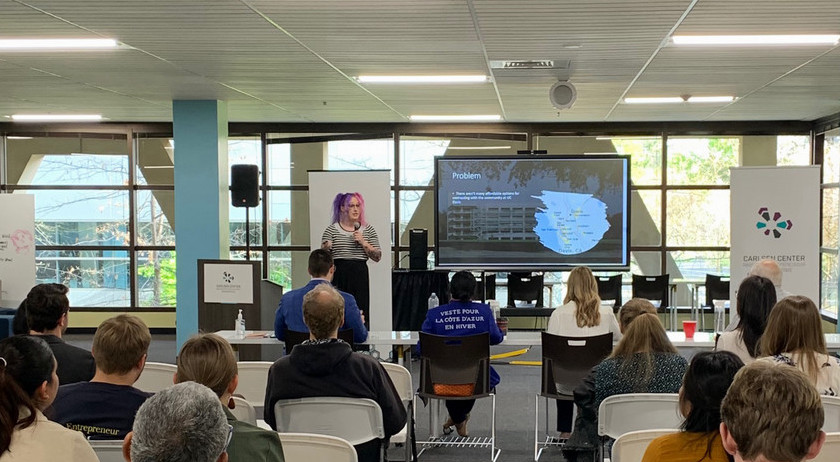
[534, 394, 539, 461]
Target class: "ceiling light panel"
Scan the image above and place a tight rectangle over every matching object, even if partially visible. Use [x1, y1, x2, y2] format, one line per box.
[0, 38, 118, 50]
[672, 35, 840, 46]
[357, 75, 489, 83]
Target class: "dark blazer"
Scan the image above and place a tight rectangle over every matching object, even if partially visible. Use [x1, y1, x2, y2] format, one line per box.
[273, 279, 368, 343]
[36, 334, 96, 385]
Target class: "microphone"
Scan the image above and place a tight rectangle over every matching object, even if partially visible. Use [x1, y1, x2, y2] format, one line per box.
[353, 222, 361, 231]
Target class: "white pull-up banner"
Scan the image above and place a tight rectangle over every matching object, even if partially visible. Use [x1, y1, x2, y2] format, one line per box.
[0, 194, 36, 306]
[730, 166, 820, 303]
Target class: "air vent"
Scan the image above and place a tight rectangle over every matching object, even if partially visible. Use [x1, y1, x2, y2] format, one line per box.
[489, 59, 570, 70]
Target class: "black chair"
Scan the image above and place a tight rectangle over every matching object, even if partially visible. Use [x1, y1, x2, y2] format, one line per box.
[415, 332, 499, 460]
[474, 272, 496, 302]
[535, 332, 613, 460]
[506, 272, 545, 308]
[596, 275, 623, 314]
[631, 274, 672, 327]
[701, 274, 730, 331]
[283, 328, 354, 354]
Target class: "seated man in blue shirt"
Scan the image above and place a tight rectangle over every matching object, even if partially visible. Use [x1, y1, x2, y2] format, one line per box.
[50, 314, 152, 439]
[274, 249, 368, 345]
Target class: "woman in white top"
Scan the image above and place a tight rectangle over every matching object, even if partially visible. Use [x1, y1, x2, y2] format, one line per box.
[757, 296, 840, 396]
[546, 266, 621, 436]
[0, 336, 98, 462]
[715, 275, 776, 364]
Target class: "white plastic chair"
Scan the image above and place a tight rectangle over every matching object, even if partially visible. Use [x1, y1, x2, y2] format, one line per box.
[382, 362, 414, 461]
[278, 432, 358, 462]
[611, 429, 677, 462]
[230, 395, 257, 425]
[88, 440, 125, 462]
[273, 397, 385, 446]
[821, 395, 840, 432]
[134, 362, 177, 393]
[598, 393, 681, 440]
[811, 431, 840, 462]
[236, 361, 273, 407]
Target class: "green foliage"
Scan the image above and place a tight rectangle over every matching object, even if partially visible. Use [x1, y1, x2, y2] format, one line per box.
[137, 252, 177, 306]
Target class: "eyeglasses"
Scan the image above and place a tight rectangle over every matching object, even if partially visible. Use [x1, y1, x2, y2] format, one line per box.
[223, 424, 234, 452]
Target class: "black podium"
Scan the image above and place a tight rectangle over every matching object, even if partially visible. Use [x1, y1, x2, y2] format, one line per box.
[391, 270, 450, 331]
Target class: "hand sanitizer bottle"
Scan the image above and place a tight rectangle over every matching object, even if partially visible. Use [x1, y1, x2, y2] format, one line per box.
[235, 309, 246, 339]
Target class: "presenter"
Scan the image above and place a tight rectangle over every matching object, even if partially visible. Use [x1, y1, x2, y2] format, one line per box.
[321, 192, 381, 321]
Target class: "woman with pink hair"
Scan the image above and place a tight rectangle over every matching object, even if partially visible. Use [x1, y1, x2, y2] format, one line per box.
[321, 192, 381, 320]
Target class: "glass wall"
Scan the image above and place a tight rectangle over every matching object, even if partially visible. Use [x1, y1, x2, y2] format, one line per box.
[822, 129, 840, 316]
[0, 126, 820, 319]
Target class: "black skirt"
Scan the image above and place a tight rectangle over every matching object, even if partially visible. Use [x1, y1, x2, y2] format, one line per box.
[333, 259, 370, 326]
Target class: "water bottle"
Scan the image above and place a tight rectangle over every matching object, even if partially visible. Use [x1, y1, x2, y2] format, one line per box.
[235, 309, 246, 339]
[428, 292, 439, 310]
[714, 300, 726, 332]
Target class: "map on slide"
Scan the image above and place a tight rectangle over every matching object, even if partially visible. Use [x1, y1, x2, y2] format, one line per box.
[532, 191, 610, 255]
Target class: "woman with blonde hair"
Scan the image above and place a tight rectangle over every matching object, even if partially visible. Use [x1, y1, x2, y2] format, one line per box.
[563, 313, 688, 461]
[546, 266, 622, 436]
[176, 333, 285, 462]
[757, 296, 840, 395]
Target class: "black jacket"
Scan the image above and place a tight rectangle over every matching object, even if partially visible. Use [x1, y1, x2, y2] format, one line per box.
[263, 339, 406, 438]
[37, 334, 96, 385]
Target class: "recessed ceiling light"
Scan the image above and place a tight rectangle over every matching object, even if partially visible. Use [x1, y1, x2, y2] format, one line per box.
[11, 114, 103, 122]
[672, 35, 840, 46]
[623, 97, 685, 104]
[357, 75, 489, 83]
[0, 39, 118, 50]
[409, 115, 502, 122]
[687, 96, 736, 103]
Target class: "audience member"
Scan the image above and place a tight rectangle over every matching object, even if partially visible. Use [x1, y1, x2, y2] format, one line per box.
[176, 333, 284, 462]
[720, 361, 825, 462]
[421, 270, 504, 437]
[0, 336, 98, 461]
[715, 276, 776, 364]
[642, 351, 744, 462]
[24, 283, 95, 384]
[758, 295, 840, 395]
[50, 314, 152, 439]
[124, 381, 231, 462]
[616, 298, 658, 330]
[546, 266, 621, 437]
[274, 249, 367, 344]
[11, 300, 28, 336]
[264, 283, 405, 462]
[563, 313, 688, 462]
[727, 259, 790, 330]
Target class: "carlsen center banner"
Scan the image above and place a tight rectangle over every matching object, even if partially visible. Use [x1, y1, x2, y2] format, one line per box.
[730, 166, 819, 303]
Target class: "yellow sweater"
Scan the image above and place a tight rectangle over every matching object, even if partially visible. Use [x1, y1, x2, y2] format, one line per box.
[641, 431, 730, 462]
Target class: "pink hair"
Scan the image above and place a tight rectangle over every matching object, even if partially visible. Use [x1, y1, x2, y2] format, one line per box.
[330, 192, 367, 226]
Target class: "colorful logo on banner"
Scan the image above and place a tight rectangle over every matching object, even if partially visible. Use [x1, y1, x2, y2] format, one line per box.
[755, 207, 792, 239]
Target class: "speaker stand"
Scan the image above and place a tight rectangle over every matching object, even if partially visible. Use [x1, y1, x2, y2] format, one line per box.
[244, 207, 251, 261]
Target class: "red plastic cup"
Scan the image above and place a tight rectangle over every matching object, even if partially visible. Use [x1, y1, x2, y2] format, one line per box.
[683, 320, 697, 339]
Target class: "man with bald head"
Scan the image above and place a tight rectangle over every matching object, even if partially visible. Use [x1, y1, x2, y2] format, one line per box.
[264, 283, 405, 462]
[727, 259, 792, 330]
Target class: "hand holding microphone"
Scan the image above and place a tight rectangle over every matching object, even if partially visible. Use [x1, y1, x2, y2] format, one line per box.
[352, 221, 365, 245]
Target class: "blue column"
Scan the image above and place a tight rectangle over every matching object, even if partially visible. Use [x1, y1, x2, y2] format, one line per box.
[173, 100, 229, 348]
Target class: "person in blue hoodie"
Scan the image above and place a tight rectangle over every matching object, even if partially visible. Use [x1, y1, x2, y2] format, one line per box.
[274, 249, 368, 345]
[421, 270, 504, 437]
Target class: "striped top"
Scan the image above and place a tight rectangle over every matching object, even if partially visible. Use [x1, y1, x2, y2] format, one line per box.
[322, 222, 380, 261]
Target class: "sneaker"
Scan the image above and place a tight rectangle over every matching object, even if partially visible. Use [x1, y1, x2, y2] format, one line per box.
[455, 414, 470, 437]
[442, 417, 455, 435]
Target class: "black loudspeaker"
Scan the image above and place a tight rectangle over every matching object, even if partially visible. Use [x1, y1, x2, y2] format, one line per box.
[409, 228, 428, 270]
[231, 164, 259, 207]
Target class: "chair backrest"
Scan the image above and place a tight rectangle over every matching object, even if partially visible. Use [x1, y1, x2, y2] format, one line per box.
[611, 429, 677, 462]
[274, 397, 384, 445]
[631, 274, 670, 311]
[507, 272, 545, 307]
[235, 360, 273, 407]
[134, 362, 177, 393]
[596, 274, 623, 313]
[278, 432, 358, 462]
[418, 332, 491, 399]
[811, 431, 840, 462]
[598, 393, 682, 439]
[230, 395, 257, 425]
[822, 395, 840, 432]
[541, 332, 613, 398]
[0, 313, 15, 341]
[284, 329, 354, 354]
[88, 440, 126, 462]
[381, 362, 413, 404]
[704, 274, 730, 307]
[474, 272, 496, 302]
